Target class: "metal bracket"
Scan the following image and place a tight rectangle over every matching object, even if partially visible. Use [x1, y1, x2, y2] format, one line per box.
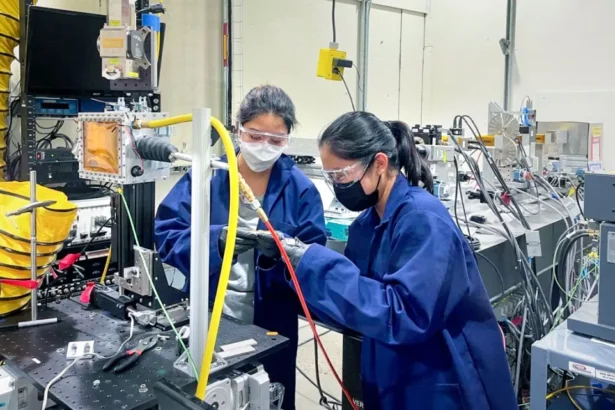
[174, 351, 227, 378]
[118, 246, 155, 297]
[499, 38, 511, 55]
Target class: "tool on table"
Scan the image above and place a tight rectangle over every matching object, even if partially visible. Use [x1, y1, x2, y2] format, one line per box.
[103, 335, 158, 373]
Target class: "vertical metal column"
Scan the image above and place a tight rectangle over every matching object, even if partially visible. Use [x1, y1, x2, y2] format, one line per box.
[357, 0, 371, 111]
[222, 0, 232, 127]
[503, 0, 517, 111]
[189, 108, 212, 371]
[29, 170, 37, 320]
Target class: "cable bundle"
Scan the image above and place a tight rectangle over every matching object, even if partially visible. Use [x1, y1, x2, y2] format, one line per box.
[449, 115, 555, 400]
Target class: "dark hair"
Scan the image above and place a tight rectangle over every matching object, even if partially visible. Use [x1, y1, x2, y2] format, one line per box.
[319, 111, 434, 193]
[237, 85, 298, 133]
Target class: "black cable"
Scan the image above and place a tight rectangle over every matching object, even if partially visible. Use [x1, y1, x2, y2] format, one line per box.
[453, 158, 471, 238]
[476, 252, 506, 300]
[556, 231, 592, 312]
[452, 158, 472, 238]
[331, 0, 337, 43]
[298, 330, 332, 348]
[460, 115, 530, 230]
[296, 365, 342, 407]
[335, 69, 355, 111]
[451, 132, 552, 336]
[575, 182, 584, 218]
[78, 217, 113, 255]
[314, 341, 339, 409]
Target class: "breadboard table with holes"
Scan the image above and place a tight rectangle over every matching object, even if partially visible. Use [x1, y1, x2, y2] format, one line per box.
[0, 299, 287, 410]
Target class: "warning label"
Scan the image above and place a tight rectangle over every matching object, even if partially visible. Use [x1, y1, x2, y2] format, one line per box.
[597, 369, 615, 383]
[568, 362, 596, 377]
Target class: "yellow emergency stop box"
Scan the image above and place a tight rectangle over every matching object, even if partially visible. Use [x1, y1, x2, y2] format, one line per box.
[317, 47, 347, 81]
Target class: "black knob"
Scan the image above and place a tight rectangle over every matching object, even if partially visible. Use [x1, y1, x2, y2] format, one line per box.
[131, 166, 144, 177]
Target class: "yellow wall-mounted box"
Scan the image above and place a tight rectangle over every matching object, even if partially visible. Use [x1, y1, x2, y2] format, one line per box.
[317, 47, 347, 81]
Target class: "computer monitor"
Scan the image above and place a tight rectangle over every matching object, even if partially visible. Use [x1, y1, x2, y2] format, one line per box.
[26, 7, 114, 97]
[26, 6, 165, 98]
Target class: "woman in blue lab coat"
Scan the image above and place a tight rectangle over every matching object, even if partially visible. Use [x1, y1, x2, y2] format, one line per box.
[246, 112, 517, 410]
[154, 85, 327, 410]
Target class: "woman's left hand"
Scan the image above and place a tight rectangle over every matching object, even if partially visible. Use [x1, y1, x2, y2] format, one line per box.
[237, 230, 310, 269]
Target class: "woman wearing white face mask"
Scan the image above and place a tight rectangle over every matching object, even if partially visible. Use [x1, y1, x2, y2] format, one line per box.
[155, 85, 327, 410]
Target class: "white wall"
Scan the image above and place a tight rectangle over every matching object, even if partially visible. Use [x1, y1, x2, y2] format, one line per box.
[422, 0, 615, 168]
[421, 0, 506, 130]
[240, 0, 426, 140]
[513, 0, 615, 168]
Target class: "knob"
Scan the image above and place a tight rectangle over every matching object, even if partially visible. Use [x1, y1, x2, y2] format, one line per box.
[63, 288, 70, 294]
[49, 290, 56, 297]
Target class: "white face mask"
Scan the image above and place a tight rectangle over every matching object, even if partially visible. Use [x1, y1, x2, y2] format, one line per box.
[240, 141, 287, 172]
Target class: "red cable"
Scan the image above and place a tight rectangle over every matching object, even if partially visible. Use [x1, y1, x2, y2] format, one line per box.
[264, 220, 359, 410]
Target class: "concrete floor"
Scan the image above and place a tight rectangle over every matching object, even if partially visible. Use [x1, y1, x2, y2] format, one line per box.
[294, 319, 344, 409]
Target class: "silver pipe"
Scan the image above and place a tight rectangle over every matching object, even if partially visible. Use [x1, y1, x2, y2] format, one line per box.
[356, 0, 371, 111]
[170, 152, 193, 163]
[361, 1, 371, 111]
[503, 0, 517, 110]
[188, 108, 212, 373]
[211, 160, 229, 170]
[29, 170, 38, 321]
[357, 1, 366, 110]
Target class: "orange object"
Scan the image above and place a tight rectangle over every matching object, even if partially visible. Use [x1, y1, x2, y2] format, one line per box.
[83, 122, 121, 175]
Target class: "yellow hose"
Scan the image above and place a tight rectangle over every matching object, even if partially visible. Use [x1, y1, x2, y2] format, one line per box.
[195, 116, 238, 400]
[100, 246, 112, 285]
[141, 113, 238, 400]
[137, 113, 193, 129]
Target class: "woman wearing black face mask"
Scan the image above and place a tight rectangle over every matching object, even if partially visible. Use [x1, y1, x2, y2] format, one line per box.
[239, 112, 516, 410]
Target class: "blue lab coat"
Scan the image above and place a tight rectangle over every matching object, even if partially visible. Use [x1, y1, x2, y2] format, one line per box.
[154, 154, 327, 410]
[291, 174, 517, 410]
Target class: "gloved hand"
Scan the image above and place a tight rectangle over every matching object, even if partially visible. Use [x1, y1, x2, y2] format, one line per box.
[236, 230, 310, 270]
[234, 229, 285, 259]
[219, 226, 257, 257]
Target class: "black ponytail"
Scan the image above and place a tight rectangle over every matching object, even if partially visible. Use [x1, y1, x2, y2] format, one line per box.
[319, 112, 434, 193]
[383, 121, 434, 193]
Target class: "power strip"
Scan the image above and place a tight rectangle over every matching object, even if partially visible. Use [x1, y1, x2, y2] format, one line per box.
[66, 341, 95, 359]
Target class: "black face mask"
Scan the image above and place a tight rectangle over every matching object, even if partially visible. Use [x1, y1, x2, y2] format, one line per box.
[334, 174, 381, 212]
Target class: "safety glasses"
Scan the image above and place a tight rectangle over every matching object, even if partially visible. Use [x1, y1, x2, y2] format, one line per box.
[237, 124, 290, 147]
[321, 160, 371, 189]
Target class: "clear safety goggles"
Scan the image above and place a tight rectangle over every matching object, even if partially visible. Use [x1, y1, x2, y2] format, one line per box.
[321, 160, 371, 189]
[237, 124, 290, 147]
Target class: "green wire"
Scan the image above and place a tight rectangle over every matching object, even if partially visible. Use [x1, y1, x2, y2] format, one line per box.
[119, 190, 199, 380]
[554, 266, 598, 326]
